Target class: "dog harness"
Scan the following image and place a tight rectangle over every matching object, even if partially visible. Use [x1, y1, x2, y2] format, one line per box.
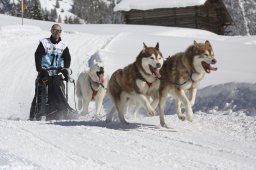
[118, 69, 153, 88]
[91, 89, 98, 100]
[89, 79, 99, 100]
[40, 38, 67, 69]
[90, 85, 98, 101]
[159, 70, 194, 86]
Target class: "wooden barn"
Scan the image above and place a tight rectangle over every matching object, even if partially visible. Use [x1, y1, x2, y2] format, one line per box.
[114, 0, 233, 35]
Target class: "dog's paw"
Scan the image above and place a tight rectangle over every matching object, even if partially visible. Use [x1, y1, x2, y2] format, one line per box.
[178, 115, 186, 121]
[160, 122, 168, 128]
[148, 110, 156, 116]
[147, 106, 156, 116]
[186, 114, 193, 122]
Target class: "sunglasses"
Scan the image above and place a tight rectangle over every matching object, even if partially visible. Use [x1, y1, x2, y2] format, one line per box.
[51, 29, 62, 33]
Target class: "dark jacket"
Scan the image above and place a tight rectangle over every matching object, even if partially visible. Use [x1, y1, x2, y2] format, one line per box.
[35, 36, 71, 72]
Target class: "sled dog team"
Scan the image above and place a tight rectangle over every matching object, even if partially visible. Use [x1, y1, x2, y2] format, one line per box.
[76, 40, 217, 127]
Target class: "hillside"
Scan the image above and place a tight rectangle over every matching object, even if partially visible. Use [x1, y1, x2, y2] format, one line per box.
[0, 0, 82, 23]
[1, 0, 256, 35]
[223, 0, 256, 35]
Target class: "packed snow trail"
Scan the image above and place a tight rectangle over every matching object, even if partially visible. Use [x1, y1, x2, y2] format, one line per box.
[0, 113, 256, 170]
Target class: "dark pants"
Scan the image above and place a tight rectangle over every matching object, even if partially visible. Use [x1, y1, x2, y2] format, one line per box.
[29, 74, 72, 120]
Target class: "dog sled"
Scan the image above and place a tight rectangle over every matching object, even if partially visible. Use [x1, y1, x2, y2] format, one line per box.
[29, 67, 77, 121]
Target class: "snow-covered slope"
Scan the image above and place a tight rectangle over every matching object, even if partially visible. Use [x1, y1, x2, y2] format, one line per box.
[40, 0, 78, 23]
[7, 0, 80, 23]
[0, 14, 256, 170]
[40, 0, 73, 10]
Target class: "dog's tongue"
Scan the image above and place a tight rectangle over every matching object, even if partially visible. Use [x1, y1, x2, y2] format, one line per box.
[210, 66, 218, 71]
[99, 74, 105, 84]
[154, 68, 161, 78]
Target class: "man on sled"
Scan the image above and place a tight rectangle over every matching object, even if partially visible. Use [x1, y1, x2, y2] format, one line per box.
[29, 24, 76, 121]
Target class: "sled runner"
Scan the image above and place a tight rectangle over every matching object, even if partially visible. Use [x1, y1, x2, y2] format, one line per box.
[29, 68, 77, 121]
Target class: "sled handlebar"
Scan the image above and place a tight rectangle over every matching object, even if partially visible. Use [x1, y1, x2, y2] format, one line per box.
[41, 67, 72, 77]
[42, 67, 72, 75]
[43, 67, 66, 71]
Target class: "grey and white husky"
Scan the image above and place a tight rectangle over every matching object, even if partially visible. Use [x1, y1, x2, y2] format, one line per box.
[76, 60, 108, 115]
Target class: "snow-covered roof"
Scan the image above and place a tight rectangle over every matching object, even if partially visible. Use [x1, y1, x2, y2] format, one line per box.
[114, 0, 207, 12]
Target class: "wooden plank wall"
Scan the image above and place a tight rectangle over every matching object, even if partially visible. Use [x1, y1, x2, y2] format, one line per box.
[124, 0, 232, 35]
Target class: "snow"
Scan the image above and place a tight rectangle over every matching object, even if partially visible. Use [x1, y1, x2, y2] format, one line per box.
[40, 0, 76, 23]
[114, 0, 207, 11]
[0, 14, 256, 170]
[100, 0, 112, 7]
[11, 0, 77, 23]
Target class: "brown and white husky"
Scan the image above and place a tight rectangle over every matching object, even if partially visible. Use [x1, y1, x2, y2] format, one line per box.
[107, 42, 164, 125]
[159, 40, 217, 127]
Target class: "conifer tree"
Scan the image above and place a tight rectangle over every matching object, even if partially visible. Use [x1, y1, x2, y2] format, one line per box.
[64, 16, 68, 24]
[31, 0, 43, 20]
[58, 15, 62, 23]
[73, 16, 80, 24]
[56, 0, 60, 8]
[68, 16, 73, 24]
[50, 8, 57, 21]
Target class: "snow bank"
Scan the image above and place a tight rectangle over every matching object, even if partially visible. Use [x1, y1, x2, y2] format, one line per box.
[0, 25, 41, 34]
[164, 83, 256, 116]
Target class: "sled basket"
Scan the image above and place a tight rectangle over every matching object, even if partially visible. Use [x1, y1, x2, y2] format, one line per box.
[29, 68, 77, 121]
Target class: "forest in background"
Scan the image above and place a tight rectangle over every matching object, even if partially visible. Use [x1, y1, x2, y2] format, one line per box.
[0, 0, 255, 35]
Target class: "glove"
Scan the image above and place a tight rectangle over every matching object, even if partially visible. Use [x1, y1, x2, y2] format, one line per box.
[39, 67, 49, 78]
[61, 69, 69, 82]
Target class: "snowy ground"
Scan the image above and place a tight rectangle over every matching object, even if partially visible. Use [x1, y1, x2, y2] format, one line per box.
[0, 14, 256, 170]
[1, 113, 256, 170]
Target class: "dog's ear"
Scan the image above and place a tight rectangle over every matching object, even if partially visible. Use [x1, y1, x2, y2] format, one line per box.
[155, 42, 159, 50]
[194, 40, 198, 46]
[205, 40, 212, 47]
[143, 42, 148, 53]
[93, 59, 97, 65]
[143, 42, 148, 49]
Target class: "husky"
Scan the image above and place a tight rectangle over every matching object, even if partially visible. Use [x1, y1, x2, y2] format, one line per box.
[107, 42, 164, 125]
[76, 60, 108, 115]
[158, 40, 217, 127]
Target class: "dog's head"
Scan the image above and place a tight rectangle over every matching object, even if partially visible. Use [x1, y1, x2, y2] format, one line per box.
[89, 60, 105, 84]
[192, 40, 217, 74]
[138, 42, 164, 78]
